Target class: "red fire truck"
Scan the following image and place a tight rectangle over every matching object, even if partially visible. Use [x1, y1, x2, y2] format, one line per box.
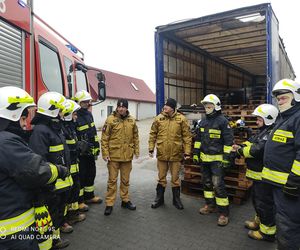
[0, 0, 106, 102]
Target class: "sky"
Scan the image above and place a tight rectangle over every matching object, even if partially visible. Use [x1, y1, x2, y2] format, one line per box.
[33, 0, 299, 92]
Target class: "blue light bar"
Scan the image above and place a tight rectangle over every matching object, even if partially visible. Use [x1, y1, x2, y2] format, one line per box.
[18, 0, 27, 7]
[66, 44, 78, 54]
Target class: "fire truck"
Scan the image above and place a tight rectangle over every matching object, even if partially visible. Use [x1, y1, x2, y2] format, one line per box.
[0, 0, 106, 103]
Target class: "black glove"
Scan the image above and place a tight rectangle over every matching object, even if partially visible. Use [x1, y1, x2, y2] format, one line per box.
[77, 140, 89, 154]
[283, 184, 299, 199]
[56, 165, 70, 180]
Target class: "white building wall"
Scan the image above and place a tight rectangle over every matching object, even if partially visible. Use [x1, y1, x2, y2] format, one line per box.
[92, 98, 156, 129]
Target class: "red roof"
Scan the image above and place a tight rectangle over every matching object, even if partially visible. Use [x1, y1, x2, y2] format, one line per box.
[87, 68, 155, 103]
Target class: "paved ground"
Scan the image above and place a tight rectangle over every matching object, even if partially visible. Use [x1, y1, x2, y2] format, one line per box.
[65, 118, 276, 250]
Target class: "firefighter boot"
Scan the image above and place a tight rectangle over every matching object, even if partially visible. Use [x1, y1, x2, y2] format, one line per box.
[248, 230, 275, 242]
[151, 184, 165, 209]
[60, 222, 73, 234]
[67, 211, 86, 225]
[199, 204, 217, 215]
[244, 216, 260, 230]
[78, 203, 89, 212]
[218, 215, 229, 226]
[172, 187, 184, 210]
[121, 201, 136, 210]
[85, 196, 103, 204]
[52, 238, 70, 249]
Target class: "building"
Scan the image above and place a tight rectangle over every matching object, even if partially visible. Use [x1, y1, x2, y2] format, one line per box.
[88, 69, 156, 128]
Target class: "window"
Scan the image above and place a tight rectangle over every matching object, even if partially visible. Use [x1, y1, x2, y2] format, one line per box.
[39, 42, 63, 93]
[131, 82, 139, 91]
[76, 70, 88, 92]
[64, 57, 74, 96]
[107, 106, 113, 116]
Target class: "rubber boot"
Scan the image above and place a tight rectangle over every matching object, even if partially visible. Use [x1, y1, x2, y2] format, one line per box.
[151, 184, 165, 208]
[172, 186, 184, 210]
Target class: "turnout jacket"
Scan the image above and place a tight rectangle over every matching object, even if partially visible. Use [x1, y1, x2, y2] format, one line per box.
[29, 115, 72, 192]
[148, 110, 192, 161]
[76, 108, 100, 156]
[0, 130, 57, 237]
[101, 111, 139, 161]
[263, 104, 300, 187]
[193, 111, 233, 163]
[238, 125, 273, 181]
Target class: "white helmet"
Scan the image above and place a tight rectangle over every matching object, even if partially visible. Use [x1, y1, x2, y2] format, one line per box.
[252, 104, 279, 126]
[201, 94, 221, 111]
[0, 86, 35, 121]
[62, 99, 80, 121]
[37, 92, 66, 118]
[272, 79, 300, 102]
[74, 90, 92, 104]
[236, 119, 245, 127]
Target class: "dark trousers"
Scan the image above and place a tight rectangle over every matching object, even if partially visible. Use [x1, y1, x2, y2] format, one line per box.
[252, 181, 276, 233]
[273, 186, 300, 250]
[68, 174, 80, 205]
[202, 162, 229, 216]
[79, 155, 96, 201]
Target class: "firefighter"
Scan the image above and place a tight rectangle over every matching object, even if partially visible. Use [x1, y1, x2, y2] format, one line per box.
[0, 87, 67, 250]
[149, 98, 192, 210]
[74, 90, 102, 212]
[193, 94, 233, 226]
[232, 104, 278, 241]
[101, 99, 139, 216]
[29, 92, 72, 249]
[262, 79, 300, 250]
[62, 100, 86, 225]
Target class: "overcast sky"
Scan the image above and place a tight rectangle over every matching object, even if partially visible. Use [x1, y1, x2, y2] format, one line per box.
[33, 0, 299, 92]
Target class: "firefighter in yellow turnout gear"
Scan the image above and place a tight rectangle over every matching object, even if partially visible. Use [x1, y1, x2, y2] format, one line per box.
[149, 98, 192, 210]
[193, 94, 233, 226]
[101, 99, 139, 216]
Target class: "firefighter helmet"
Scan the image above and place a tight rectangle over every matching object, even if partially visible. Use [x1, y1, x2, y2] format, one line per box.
[252, 104, 278, 126]
[63, 99, 80, 121]
[37, 92, 66, 118]
[272, 79, 300, 102]
[201, 94, 221, 111]
[0, 86, 35, 121]
[74, 90, 92, 104]
[236, 119, 245, 127]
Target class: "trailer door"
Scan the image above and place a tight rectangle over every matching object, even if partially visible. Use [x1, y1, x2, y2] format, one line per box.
[0, 19, 24, 88]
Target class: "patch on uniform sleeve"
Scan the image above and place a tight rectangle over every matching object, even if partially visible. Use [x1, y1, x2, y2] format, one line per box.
[102, 125, 107, 132]
[128, 119, 133, 123]
[175, 118, 181, 121]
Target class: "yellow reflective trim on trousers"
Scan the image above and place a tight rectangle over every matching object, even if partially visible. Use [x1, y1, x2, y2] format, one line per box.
[204, 191, 214, 198]
[66, 139, 76, 145]
[47, 163, 58, 184]
[194, 141, 201, 149]
[95, 135, 99, 142]
[92, 147, 100, 155]
[200, 152, 223, 162]
[84, 186, 94, 192]
[260, 223, 276, 235]
[209, 129, 221, 134]
[38, 237, 53, 250]
[243, 145, 253, 158]
[77, 124, 89, 131]
[200, 128, 204, 132]
[49, 144, 64, 152]
[246, 169, 262, 180]
[0, 208, 35, 236]
[68, 202, 79, 211]
[274, 130, 294, 138]
[70, 163, 79, 174]
[223, 145, 232, 154]
[262, 167, 288, 185]
[292, 160, 300, 176]
[215, 197, 229, 206]
[79, 188, 84, 197]
[193, 155, 199, 162]
[55, 176, 73, 190]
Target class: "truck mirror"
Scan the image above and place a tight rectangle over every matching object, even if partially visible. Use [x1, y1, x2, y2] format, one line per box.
[67, 74, 72, 98]
[75, 63, 87, 73]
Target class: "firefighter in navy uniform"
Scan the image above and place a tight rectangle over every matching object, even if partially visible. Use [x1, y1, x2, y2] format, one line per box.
[62, 100, 86, 225]
[262, 79, 300, 250]
[0, 87, 67, 250]
[29, 92, 73, 249]
[101, 99, 140, 216]
[193, 94, 233, 226]
[74, 90, 102, 212]
[149, 98, 192, 210]
[232, 104, 279, 241]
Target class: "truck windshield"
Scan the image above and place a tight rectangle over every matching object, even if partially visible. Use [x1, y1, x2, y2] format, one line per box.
[76, 70, 88, 92]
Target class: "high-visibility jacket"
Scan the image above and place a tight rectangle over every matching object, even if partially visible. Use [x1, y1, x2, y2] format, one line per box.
[30, 114, 72, 192]
[149, 110, 192, 161]
[0, 130, 58, 238]
[193, 111, 233, 163]
[101, 111, 139, 161]
[76, 108, 100, 156]
[239, 125, 273, 181]
[263, 104, 300, 187]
